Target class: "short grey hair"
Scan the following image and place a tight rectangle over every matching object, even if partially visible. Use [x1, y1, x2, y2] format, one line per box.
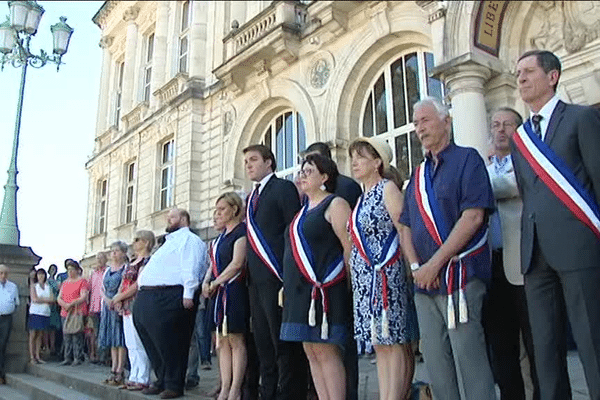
[413, 96, 449, 119]
[110, 240, 129, 254]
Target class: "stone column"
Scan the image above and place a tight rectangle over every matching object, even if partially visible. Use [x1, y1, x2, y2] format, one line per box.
[0, 245, 41, 374]
[188, 1, 208, 84]
[150, 1, 169, 109]
[121, 6, 139, 116]
[417, 1, 446, 63]
[95, 36, 113, 135]
[444, 61, 492, 158]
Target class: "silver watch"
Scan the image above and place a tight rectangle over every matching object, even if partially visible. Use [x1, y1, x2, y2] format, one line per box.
[410, 262, 420, 272]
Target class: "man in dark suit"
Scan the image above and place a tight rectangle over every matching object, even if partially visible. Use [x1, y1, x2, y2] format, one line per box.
[242, 144, 306, 400]
[511, 49, 600, 400]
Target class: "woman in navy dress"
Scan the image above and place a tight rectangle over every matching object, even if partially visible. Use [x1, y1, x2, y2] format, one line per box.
[202, 192, 249, 400]
[348, 137, 419, 400]
[281, 154, 352, 400]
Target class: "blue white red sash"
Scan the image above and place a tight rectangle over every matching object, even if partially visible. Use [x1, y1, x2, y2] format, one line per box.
[290, 199, 346, 340]
[513, 120, 600, 241]
[246, 185, 283, 282]
[348, 190, 402, 341]
[415, 160, 488, 329]
[210, 233, 242, 336]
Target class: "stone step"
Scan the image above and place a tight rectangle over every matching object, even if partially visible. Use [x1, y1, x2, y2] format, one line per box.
[6, 373, 103, 400]
[0, 383, 30, 400]
[25, 361, 215, 400]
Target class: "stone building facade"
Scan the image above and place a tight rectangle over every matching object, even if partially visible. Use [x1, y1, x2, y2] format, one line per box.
[84, 0, 600, 261]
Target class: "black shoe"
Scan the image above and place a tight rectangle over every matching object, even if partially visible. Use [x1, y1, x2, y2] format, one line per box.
[59, 359, 72, 366]
[185, 380, 199, 390]
[142, 385, 163, 395]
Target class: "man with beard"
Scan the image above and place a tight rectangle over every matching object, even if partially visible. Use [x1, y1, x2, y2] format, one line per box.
[134, 208, 207, 399]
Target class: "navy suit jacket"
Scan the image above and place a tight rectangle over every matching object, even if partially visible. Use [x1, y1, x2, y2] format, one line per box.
[511, 100, 600, 274]
[246, 175, 301, 285]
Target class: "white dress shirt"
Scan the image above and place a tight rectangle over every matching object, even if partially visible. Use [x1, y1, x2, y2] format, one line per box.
[0, 280, 19, 315]
[256, 172, 274, 195]
[532, 95, 560, 141]
[138, 227, 207, 299]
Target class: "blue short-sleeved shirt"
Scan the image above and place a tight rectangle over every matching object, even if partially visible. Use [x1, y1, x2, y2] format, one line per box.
[399, 143, 495, 295]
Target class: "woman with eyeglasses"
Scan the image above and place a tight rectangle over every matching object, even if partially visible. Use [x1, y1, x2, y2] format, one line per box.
[203, 192, 249, 400]
[280, 153, 353, 400]
[112, 231, 155, 391]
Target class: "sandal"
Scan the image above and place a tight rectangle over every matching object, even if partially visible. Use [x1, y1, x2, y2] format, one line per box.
[103, 371, 117, 385]
[107, 371, 124, 386]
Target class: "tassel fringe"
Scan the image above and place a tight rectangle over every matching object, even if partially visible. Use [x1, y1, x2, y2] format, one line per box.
[447, 294, 456, 330]
[459, 288, 468, 324]
[308, 298, 316, 327]
[381, 308, 390, 338]
[321, 312, 329, 340]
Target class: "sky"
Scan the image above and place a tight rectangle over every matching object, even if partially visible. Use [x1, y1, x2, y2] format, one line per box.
[0, 1, 104, 271]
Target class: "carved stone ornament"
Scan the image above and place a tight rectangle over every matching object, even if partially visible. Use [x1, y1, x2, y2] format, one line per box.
[529, 1, 600, 53]
[309, 58, 330, 89]
[305, 50, 335, 96]
[123, 6, 140, 23]
[223, 107, 236, 135]
[99, 36, 113, 49]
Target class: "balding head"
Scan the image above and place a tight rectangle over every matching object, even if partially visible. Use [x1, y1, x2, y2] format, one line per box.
[0, 265, 9, 284]
[166, 207, 190, 233]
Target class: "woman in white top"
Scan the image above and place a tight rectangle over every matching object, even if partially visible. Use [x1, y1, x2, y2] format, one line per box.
[29, 268, 54, 364]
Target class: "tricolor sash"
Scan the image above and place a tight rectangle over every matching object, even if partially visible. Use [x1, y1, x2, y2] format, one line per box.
[348, 191, 402, 342]
[246, 185, 283, 282]
[210, 233, 242, 336]
[513, 120, 600, 241]
[290, 198, 346, 340]
[415, 160, 489, 329]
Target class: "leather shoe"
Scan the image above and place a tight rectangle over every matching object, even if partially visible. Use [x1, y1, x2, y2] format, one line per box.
[141, 385, 163, 395]
[159, 389, 183, 399]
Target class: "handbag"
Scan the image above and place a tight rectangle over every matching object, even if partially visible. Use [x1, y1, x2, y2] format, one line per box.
[63, 311, 84, 334]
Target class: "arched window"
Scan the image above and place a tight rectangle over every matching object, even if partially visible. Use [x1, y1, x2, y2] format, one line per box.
[361, 51, 443, 182]
[262, 110, 306, 180]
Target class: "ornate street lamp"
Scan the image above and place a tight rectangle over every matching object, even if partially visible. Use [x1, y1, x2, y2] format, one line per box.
[0, 1, 73, 245]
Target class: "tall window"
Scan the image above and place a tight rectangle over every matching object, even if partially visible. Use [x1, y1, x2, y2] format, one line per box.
[159, 140, 175, 210]
[143, 33, 154, 102]
[361, 51, 443, 182]
[96, 179, 108, 234]
[124, 162, 136, 223]
[114, 61, 125, 127]
[262, 110, 306, 180]
[179, 1, 191, 73]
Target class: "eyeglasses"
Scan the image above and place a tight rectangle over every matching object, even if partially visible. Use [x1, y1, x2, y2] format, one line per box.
[298, 169, 316, 178]
[491, 121, 517, 130]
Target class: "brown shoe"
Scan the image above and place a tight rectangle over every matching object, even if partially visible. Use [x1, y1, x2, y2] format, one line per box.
[0, 377, 6, 385]
[142, 385, 163, 395]
[159, 389, 183, 399]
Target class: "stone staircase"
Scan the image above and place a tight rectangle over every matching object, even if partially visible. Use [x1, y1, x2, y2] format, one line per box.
[0, 362, 218, 400]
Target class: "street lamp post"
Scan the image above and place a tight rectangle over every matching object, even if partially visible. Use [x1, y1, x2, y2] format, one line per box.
[0, 1, 73, 245]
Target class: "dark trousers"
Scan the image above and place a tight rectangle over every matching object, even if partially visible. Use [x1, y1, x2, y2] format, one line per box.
[133, 286, 197, 394]
[525, 241, 600, 400]
[248, 280, 307, 400]
[484, 250, 539, 400]
[242, 331, 260, 400]
[343, 311, 359, 400]
[0, 314, 12, 378]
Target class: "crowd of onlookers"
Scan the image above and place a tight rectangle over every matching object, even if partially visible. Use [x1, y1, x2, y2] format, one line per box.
[1, 48, 599, 400]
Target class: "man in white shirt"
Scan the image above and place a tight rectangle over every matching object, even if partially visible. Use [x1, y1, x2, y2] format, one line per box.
[133, 208, 207, 399]
[484, 108, 538, 400]
[0, 264, 19, 384]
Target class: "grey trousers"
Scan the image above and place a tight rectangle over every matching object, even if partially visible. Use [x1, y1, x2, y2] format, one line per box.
[415, 278, 496, 400]
[63, 332, 84, 362]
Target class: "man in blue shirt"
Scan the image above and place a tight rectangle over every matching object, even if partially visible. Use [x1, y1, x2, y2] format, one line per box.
[399, 97, 496, 400]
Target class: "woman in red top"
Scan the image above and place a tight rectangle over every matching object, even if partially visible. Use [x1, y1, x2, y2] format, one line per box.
[112, 230, 155, 391]
[56, 260, 89, 366]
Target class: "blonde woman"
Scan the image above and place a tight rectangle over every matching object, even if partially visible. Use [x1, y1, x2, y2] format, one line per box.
[112, 231, 155, 390]
[203, 192, 249, 400]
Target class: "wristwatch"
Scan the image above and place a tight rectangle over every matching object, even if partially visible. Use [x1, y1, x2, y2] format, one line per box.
[410, 262, 420, 272]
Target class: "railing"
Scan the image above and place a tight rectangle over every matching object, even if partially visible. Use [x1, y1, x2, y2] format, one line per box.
[224, 1, 307, 60]
[154, 73, 188, 106]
